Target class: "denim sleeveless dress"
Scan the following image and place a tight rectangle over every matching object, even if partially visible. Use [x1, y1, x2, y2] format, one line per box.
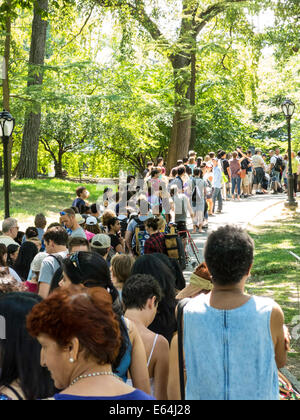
[183, 294, 279, 400]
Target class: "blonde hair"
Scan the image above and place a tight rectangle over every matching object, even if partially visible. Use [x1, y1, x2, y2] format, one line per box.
[111, 254, 135, 285]
[157, 215, 166, 232]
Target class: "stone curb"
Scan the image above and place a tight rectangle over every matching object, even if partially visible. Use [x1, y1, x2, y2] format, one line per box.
[245, 199, 285, 229]
[245, 196, 300, 230]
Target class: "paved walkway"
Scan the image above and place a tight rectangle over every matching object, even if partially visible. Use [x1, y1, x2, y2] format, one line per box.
[184, 193, 300, 279]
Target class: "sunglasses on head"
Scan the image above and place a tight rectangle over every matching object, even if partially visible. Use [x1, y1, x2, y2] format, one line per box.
[60, 211, 67, 216]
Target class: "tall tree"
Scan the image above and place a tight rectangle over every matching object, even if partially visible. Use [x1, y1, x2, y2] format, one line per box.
[16, 0, 48, 179]
[92, 0, 264, 170]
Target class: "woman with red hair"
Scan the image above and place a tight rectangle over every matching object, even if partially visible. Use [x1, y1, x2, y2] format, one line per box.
[26, 285, 154, 400]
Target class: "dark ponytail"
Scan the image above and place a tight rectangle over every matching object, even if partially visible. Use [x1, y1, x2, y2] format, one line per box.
[62, 252, 128, 369]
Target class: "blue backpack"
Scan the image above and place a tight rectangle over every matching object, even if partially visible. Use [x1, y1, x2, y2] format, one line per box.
[133, 217, 150, 256]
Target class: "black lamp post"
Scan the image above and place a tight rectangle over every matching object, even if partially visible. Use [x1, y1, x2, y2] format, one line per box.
[281, 99, 298, 210]
[0, 110, 15, 219]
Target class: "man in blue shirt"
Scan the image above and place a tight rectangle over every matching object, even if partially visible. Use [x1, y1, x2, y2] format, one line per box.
[72, 187, 89, 214]
[212, 158, 223, 213]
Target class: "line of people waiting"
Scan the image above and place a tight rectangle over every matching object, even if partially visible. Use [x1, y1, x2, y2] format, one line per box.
[0, 209, 294, 400]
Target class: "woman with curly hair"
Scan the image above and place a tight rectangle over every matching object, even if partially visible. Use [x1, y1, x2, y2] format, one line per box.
[27, 285, 154, 400]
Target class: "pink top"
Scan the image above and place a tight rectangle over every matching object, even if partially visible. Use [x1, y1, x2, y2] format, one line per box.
[25, 281, 38, 294]
[85, 231, 95, 241]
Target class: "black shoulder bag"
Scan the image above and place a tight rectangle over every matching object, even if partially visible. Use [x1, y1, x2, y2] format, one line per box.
[177, 298, 191, 400]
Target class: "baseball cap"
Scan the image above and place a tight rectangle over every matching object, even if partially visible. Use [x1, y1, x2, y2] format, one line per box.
[91, 234, 111, 249]
[85, 216, 98, 226]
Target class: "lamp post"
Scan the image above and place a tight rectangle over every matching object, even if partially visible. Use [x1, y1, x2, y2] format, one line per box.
[281, 99, 298, 210]
[0, 110, 15, 219]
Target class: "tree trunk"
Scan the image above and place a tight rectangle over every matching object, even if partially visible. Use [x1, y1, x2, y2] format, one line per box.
[17, 0, 48, 179]
[166, 53, 192, 171]
[189, 45, 197, 151]
[168, 110, 191, 171]
[17, 112, 42, 178]
[54, 151, 64, 178]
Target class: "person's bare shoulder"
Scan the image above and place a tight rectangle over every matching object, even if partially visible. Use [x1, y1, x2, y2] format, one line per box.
[157, 334, 169, 350]
[270, 302, 285, 345]
[270, 302, 285, 327]
[154, 334, 170, 362]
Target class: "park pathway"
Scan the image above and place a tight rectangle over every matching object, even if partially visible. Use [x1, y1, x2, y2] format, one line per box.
[183, 193, 298, 280]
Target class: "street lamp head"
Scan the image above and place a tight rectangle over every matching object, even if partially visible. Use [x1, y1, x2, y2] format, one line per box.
[281, 99, 295, 119]
[0, 110, 15, 138]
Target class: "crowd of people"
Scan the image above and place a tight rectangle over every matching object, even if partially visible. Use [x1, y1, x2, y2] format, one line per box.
[68, 147, 300, 239]
[0, 146, 298, 400]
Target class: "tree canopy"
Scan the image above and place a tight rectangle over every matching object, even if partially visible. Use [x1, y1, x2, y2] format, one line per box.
[0, 0, 299, 178]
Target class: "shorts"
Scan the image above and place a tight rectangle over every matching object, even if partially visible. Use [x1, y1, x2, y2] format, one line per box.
[247, 173, 253, 185]
[271, 170, 281, 183]
[253, 167, 264, 186]
[241, 175, 249, 187]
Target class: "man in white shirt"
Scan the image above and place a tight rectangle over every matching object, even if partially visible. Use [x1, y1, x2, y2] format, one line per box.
[252, 149, 266, 194]
[0, 218, 19, 247]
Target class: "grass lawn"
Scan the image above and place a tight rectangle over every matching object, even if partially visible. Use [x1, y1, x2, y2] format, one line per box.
[248, 212, 300, 381]
[0, 178, 114, 225]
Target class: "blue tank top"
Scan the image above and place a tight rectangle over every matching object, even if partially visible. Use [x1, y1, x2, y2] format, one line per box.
[54, 389, 155, 400]
[183, 294, 279, 400]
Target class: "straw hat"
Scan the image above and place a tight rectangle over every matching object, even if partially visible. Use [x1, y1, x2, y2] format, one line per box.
[75, 214, 85, 225]
[176, 262, 212, 300]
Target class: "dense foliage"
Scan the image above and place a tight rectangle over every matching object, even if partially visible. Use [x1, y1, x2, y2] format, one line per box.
[0, 0, 299, 178]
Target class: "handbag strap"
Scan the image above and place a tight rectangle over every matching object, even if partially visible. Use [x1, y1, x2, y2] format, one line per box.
[177, 298, 191, 400]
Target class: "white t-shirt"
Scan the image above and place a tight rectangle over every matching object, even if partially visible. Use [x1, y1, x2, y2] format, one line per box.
[270, 156, 277, 168]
